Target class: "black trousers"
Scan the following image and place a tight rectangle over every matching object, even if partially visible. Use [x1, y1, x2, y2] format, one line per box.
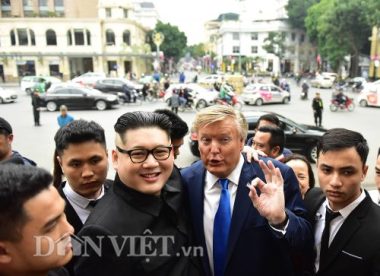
[33, 107, 40, 125]
[314, 110, 322, 126]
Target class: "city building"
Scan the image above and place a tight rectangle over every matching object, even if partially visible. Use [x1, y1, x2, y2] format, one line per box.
[205, 0, 317, 75]
[0, 0, 158, 82]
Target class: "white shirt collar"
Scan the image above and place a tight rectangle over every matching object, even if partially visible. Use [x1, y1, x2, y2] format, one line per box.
[63, 181, 105, 209]
[205, 154, 244, 190]
[325, 189, 366, 219]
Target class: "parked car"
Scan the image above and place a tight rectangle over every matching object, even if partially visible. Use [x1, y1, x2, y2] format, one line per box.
[21, 76, 62, 94]
[189, 110, 326, 163]
[310, 75, 334, 89]
[0, 87, 17, 103]
[198, 74, 224, 85]
[71, 72, 106, 87]
[164, 83, 218, 110]
[38, 87, 119, 111]
[94, 78, 139, 103]
[358, 83, 380, 107]
[241, 83, 290, 106]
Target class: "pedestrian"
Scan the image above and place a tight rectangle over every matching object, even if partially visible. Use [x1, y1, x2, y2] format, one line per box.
[75, 111, 202, 275]
[283, 153, 316, 199]
[312, 92, 323, 127]
[181, 104, 313, 276]
[31, 91, 41, 126]
[0, 164, 74, 276]
[0, 117, 36, 165]
[304, 128, 380, 275]
[57, 105, 74, 128]
[179, 71, 186, 83]
[169, 89, 180, 114]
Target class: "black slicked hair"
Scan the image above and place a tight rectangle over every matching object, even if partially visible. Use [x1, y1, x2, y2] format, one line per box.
[0, 164, 52, 241]
[257, 125, 285, 154]
[317, 128, 369, 165]
[114, 111, 172, 144]
[53, 119, 106, 187]
[154, 109, 188, 140]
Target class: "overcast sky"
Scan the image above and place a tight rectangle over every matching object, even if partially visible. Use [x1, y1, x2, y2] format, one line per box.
[152, 0, 238, 45]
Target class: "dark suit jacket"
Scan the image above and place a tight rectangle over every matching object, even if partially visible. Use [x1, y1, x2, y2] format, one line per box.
[180, 156, 313, 276]
[75, 168, 202, 276]
[57, 180, 113, 234]
[304, 187, 380, 276]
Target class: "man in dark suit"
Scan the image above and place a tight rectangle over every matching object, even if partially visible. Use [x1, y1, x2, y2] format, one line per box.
[181, 105, 313, 276]
[304, 128, 380, 275]
[75, 112, 201, 276]
[53, 119, 111, 234]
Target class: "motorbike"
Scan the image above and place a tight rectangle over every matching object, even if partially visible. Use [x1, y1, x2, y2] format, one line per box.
[329, 96, 355, 112]
[300, 90, 308, 100]
[216, 91, 243, 111]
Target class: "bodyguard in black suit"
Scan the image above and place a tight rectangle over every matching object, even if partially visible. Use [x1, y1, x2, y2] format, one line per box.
[75, 112, 201, 276]
[304, 128, 380, 275]
[53, 120, 111, 275]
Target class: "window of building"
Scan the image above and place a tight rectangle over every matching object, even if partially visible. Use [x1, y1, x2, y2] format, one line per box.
[67, 29, 91, 46]
[23, 0, 34, 16]
[1, 0, 11, 17]
[74, 29, 84, 45]
[106, 29, 115, 45]
[54, 0, 64, 16]
[251, 32, 258, 40]
[46, 29, 57, 45]
[18, 29, 29, 45]
[123, 8, 128, 18]
[233, 46, 240, 53]
[10, 28, 35, 46]
[251, 46, 258, 54]
[123, 30, 131, 45]
[300, 34, 305, 43]
[10, 30, 15, 46]
[105, 8, 111, 18]
[291, 32, 296, 41]
[39, 0, 48, 16]
[232, 32, 239, 40]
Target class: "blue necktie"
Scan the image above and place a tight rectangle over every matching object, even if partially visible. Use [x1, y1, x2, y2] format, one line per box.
[213, 178, 231, 276]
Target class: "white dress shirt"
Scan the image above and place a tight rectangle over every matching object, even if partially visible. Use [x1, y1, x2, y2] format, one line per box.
[63, 182, 105, 224]
[314, 190, 366, 272]
[203, 155, 244, 275]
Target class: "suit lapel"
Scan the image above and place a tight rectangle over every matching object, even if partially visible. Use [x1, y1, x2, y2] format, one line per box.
[319, 195, 371, 272]
[58, 183, 84, 234]
[225, 161, 258, 266]
[185, 164, 211, 275]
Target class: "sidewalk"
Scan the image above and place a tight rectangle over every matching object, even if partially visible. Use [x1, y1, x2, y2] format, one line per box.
[0, 82, 19, 88]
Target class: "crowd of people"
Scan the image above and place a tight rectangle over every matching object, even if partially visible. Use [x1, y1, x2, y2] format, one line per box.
[0, 105, 380, 276]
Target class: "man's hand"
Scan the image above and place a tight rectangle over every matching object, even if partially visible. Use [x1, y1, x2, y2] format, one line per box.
[243, 146, 266, 163]
[247, 160, 286, 225]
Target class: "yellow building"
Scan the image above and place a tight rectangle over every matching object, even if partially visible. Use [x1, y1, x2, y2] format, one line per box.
[0, 0, 155, 81]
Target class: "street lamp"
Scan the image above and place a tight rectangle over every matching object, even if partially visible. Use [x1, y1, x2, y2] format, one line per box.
[152, 31, 164, 72]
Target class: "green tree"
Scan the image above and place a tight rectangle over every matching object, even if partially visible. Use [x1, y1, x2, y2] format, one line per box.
[185, 43, 206, 59]
[262, 32, 286, 73]
[286, 0, 319, 30]
[305, 0, 371, 75]
[147, 21, 187, 64]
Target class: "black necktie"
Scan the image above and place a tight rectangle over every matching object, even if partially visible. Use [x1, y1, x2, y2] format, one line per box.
[88, 199, 99, 207]
[319, 206, 341, 267]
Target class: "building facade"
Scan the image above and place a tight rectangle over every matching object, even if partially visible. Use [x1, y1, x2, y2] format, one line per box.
[205, 0, 317, 75]
[0, 0, 156, 82]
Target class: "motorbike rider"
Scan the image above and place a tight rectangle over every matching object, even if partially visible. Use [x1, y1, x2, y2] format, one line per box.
[334, 87, 347, 106]
[301, 80, 309, 99]
[218, 78, 232, 104]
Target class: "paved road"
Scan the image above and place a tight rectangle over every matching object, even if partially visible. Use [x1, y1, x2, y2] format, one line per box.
[0, 81, 378, 189]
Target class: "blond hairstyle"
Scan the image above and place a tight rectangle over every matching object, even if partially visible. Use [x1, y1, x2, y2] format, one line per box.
[192, 105, 248, 140]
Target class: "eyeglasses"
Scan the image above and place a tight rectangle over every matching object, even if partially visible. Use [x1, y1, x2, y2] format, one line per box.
[116, 145, 172, 163]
